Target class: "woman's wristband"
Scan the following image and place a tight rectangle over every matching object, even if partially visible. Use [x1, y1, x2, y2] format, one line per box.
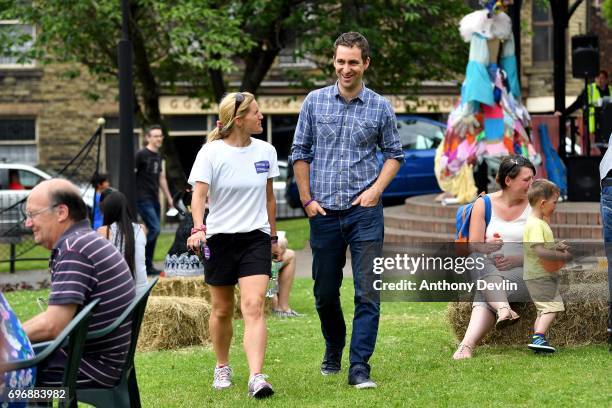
[270, 235, 279, 244]
[190, 225, 206, 236]
[303, 198, 315, 208]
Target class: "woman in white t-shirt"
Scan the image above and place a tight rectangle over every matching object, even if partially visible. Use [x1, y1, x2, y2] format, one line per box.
[187, 92, 280, 399]
[96, 190, 148, 292]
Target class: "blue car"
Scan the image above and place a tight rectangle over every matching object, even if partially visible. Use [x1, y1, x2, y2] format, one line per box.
[378, 115, 444, 200]
[285, 115, 445, 208]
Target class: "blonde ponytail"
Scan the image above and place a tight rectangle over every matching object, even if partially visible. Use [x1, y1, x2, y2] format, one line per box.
[206, 92, 255, 144]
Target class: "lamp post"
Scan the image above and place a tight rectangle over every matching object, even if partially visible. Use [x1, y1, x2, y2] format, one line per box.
[118, 0, 136, 213]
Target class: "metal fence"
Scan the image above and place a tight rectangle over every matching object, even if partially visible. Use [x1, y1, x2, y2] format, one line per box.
[0, 124, 103, 273]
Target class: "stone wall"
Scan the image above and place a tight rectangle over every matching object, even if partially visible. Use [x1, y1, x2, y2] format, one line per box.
[520, 0, 587, 99]
[0, 62, 117, 173]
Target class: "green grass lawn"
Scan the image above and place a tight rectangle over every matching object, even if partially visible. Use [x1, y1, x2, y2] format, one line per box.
[2, 218, 309, 273]
[276, 217, 309, 250]
[5, 279, 610, 407]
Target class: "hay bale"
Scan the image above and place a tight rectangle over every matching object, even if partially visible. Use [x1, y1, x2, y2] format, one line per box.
[152, 276, 211, 301]
[560, 261, 608, 285]
[138, 296, 211, 351]
[447, 283, 608, 346]
[150, 276, 275, 321]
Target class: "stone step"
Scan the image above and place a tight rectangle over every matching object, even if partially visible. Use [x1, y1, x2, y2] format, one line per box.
[384, 227, 602, 247]
[384, 227, 451, 244]
[384, 207, 455, 234]
[403, 194, 602, 226]
[384, 210, 603, 240]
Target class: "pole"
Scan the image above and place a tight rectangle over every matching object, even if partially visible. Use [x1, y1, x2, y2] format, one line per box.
[118, 0, 136, 214]
[551, 0, 568, 158]
[508, 0, 522, 88]
[583, 77, 590, 156]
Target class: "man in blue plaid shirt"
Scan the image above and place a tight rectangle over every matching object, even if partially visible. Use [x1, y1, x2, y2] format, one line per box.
[290, 32, 404, 389]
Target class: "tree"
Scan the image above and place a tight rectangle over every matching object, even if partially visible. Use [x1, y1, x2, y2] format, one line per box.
[1, 0, 469, 186]
[603, 0, 612, 26]
[289, 1, 469, 101]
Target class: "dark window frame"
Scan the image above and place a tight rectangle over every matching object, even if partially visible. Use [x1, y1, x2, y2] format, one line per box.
[532, 3, 554, 64]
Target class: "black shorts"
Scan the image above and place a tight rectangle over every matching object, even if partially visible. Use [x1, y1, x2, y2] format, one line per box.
[203, 229, 271, 286]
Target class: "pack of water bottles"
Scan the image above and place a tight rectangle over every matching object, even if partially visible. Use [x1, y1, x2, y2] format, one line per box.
[163, 252, 205, 277]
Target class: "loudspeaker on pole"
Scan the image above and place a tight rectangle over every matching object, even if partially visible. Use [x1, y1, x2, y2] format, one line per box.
[571, 34, 599, 79]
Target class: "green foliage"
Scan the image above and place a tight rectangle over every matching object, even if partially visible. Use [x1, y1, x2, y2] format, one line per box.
[1, 0, 469, 104]
[603, 0, 612, 26]
[1, 0, 250, 107]
[287, 0, 470, 99]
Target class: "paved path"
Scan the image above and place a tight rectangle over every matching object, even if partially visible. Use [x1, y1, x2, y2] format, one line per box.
[293, 246, 353, 279]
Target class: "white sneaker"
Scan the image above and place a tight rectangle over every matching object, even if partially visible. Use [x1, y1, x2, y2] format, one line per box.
[248, 373, 274, 399]
[213, 365, 233, 389]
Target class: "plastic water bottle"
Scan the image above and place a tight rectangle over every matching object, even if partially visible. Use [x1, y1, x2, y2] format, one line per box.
[266, 261, 280, 298]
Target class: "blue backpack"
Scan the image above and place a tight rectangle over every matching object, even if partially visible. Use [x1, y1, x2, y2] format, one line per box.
[455, 193, 491, 242]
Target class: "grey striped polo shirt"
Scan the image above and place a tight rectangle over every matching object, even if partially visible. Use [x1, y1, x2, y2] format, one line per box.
[46, 219, 136, 387]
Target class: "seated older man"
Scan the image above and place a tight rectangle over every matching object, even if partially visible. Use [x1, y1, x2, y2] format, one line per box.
[22, 179, 135, 387]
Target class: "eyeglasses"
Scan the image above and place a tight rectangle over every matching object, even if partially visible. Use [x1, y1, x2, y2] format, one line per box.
[233, 93, 245, 118]
[21, 203, 59, 220]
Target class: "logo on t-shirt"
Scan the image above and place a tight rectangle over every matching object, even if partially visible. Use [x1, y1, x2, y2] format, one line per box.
[254, 160, 270, 174]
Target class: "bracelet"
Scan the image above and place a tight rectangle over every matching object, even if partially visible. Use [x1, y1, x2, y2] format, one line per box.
[303, 198, 315, 208]
[270, 235, 279, 243]
[190, 225, 206, 236]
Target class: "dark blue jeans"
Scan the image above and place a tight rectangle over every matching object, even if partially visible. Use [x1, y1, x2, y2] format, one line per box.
[600, 186, 612, 340]
[309, 202, 383, 372]
[137, 199, 160, 269]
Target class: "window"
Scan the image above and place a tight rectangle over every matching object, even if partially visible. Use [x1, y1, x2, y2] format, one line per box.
[0, 118, 37, 164]
[397, 119, 444, 150]
[0, 20, 35, 68]
[532, 3, 553, 63]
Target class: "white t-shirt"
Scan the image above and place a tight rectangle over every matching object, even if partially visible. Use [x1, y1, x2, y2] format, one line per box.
[188, 138, 280, 237]
[109, 222, 148, 292]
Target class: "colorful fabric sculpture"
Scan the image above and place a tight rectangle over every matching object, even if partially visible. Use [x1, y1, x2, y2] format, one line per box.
[436, 2, 538, 203]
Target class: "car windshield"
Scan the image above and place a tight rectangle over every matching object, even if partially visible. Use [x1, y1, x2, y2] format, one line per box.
[397, 119, 444, 150]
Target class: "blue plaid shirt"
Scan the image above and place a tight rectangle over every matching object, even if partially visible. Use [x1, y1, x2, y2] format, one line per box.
[290, 83, 404, 210]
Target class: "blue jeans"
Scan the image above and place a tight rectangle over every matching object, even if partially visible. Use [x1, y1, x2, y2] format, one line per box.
[309, 202, 383, 372]
[137, 200, 160, 269]
[600, 186, 612, 339]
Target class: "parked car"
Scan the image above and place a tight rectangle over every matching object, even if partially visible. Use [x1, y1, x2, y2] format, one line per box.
[377, 115, 444, 200]
[0, 163, 95, 236]
[284, 115, 445, 207]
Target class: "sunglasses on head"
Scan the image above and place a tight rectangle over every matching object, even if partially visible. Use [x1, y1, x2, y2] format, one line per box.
[508, 156, 528, 171]
[233, 93, 245, 118]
